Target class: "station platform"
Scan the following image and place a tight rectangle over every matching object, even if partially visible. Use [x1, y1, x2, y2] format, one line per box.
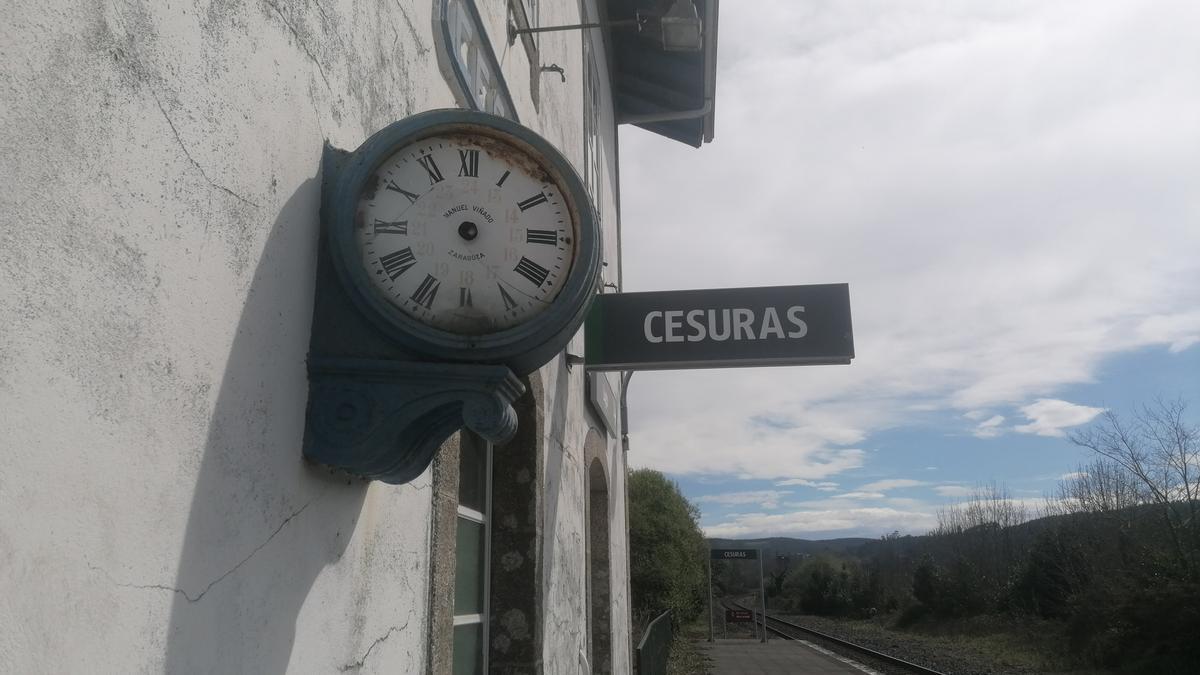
[702, 638, 874, 674]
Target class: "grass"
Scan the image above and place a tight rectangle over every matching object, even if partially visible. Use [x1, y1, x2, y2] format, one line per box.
[667, 619, 713, 675]
[797, 612, 1117, 675]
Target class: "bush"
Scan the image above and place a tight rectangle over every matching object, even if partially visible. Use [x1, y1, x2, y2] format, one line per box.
[628, 469, 707, 628]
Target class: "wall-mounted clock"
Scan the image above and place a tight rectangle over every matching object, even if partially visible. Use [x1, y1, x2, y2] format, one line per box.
[304, 110, 603, 484]
[324, 108, 602, 375]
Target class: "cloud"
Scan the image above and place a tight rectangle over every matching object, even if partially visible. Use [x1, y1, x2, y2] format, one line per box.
[622, 0, 1200, 487]
[630, 393, 869, 479]
[933, 485, 975, 498]
[695, 490, 792, 510]
[1059, 471, 1088, 481]
[858, 478, 927, 492]
[832, 491, 887, 500]
[703, 507, 938, 539]
[1014, 399, 1105, 437]
[774, 478, 840, 490]
[972, 415, 1006, 439]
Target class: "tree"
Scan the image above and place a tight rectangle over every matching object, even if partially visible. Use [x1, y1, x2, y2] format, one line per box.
[1049, 458, 1142, 517]
[1069, 397, 1200, 579]
[627, 469, 708, 628]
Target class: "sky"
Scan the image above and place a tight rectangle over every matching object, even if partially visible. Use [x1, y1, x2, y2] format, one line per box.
[617, 0, 1200, 540]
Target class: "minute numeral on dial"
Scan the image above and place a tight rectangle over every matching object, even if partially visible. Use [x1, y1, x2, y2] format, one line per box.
[517, 192, 548, 211]
[417, 155, 445, 185]
[411, 274, 441, 309]
[526, 229, 558, 245]
[458, 149, 480, 178]
[379, 247, 417, 279]
[498, 283, 519, 311]
[374, 219, 408, 235]
[513, 257, 550, 288]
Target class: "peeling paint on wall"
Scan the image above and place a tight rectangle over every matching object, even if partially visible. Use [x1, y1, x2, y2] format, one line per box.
[0, 0, 629, 671]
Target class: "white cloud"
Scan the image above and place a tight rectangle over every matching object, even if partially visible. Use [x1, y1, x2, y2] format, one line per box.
[972, 415, 1006, 439]
[858, 478, 927, 492]
[932, 485, 975, 498]
[703, 507, 938, 539]
[832, 491, 887, 500]
[774, 478, 840, 490]
[1059, 471, 1088, 481]
[623, 0, 1200, 488]
[1014, 399, 1105, 437]
[629, 392, 869, 479]
[695, 490, 792, 510]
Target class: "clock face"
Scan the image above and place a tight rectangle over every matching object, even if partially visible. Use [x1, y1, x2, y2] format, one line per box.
[354, 132, 577, 335]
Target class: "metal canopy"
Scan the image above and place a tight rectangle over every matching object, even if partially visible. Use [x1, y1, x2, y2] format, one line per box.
[605, 0, 718, 147]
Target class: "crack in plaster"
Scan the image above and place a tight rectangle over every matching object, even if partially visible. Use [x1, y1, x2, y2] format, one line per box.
[393, 0, 430, 56]
[311, 0, 330, 25]
[265, 0, 333, 92]
[87, 496, 319, 602]
[339, 620, 409, 671]
[152, 96, 260, 208]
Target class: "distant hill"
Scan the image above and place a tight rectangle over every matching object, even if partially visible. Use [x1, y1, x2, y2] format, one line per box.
[707, 536, 873, 558]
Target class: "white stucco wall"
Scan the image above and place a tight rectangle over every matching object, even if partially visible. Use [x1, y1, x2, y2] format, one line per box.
[0, 0, 629, 672]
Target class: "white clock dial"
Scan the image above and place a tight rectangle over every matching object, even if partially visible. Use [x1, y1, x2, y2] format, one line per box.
[354, 132, 577, 335]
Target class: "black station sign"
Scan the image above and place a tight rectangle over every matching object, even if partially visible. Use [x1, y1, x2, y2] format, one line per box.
[710, 548, 759, 560]
[585, 284, 854, 371]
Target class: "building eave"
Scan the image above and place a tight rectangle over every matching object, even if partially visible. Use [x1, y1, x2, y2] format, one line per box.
[607, 0, 719, 148]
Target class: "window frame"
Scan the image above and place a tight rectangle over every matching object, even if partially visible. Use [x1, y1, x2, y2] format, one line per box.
[452, 434, 494, 674]
[582, 29, 605, 225]
[436, 0, 520, 122]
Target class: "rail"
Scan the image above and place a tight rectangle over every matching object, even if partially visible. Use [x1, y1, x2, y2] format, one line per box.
[636, 609, 672, 675]
[728, 601, 948, 675]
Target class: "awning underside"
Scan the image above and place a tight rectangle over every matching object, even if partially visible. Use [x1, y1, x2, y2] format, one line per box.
[606, 0, 717, 147]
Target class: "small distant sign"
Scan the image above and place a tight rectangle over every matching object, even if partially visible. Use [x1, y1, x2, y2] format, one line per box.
[726, 609, 754, 623]
[710, 548, 758, 560]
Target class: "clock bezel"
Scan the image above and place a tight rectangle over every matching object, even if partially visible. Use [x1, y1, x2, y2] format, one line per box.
[324, 109, 602, 374]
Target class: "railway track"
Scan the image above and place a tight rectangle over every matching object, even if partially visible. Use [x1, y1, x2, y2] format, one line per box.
[725, 601, 948, 675]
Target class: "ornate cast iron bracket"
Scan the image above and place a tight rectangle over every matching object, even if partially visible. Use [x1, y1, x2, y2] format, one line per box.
[303, 358, 525, 484]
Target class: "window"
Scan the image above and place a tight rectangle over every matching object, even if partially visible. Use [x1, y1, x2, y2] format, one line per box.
[437, 0, 518, 121]
[582, 32, 605, 224]
[430, 384, 544, 673]
[452, 432, 492, 675]
[508, 0, 542, 106]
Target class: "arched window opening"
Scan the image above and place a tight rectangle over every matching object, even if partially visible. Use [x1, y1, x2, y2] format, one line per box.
[587, 451, 613, 673]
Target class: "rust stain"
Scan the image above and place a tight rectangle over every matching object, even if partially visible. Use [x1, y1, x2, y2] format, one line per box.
[361, 174, 381, 201]
[459, 132, 553, 184]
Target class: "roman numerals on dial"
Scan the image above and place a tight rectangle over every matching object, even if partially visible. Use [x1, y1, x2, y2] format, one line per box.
[373, 219, 407, 235]
[411, 274, 441, 309]
[458, 149, 479, 178]
[517, 192, 548, 211]
[379, 247, 417, 279]
[526, 229, 558, 245]
[386, 181, 421, 203]
[417, 155, 444, 185]
[513, 257, 550, 288]
[355, 134, 583, 335]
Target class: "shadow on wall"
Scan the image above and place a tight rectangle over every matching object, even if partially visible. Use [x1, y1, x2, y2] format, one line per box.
[164, 179, 369, 673]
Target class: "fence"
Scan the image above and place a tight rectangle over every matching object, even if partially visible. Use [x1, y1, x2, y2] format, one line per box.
[635, 610, 672, 675]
